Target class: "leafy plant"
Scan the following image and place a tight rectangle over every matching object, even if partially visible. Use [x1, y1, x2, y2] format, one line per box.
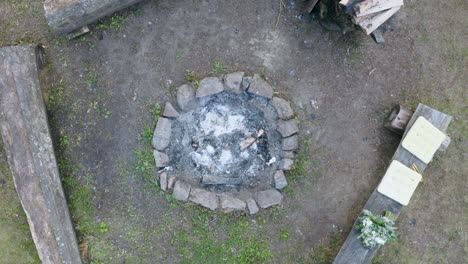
[212, 60, 229, 73]
[355, 210, 396, 248]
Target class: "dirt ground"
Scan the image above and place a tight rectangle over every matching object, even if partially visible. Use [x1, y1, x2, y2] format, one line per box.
[0, 0, 466, 263]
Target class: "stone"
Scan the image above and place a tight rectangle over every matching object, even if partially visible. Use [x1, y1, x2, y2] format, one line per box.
[159, 172, 168, 191]
[246, 199, 259, 215]
[152, 117, 172, 151]
[173, 181, 191, 201]
[219, 195, 246, 212]
[163, 102, 180, 118]
[277, 119, 299, 137]
[279, 159, 294, 170]
[224, 71, 244, 94]
[168, 176, 177, 190]
[153, 150, 169, 167]
[272, 97, 294, 120]
[281, 151, 295, 159]
[282, 135, 298, 151]
[247, 74, 274, 99]
[196, 77, 224, 97]
[189, 188, 218, 210]
[256, 189, 283, 208]
[274, 170, 288, 189]
[241, 77, 252, 91]
[177, 84, 197, 111]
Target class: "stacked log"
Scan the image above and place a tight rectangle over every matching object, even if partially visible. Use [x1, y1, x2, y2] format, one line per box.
[340, 0, 404, 35]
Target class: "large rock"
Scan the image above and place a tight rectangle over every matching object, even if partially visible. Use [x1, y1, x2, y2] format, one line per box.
[247, 74, 274, 99]
[281, 151, 296, 159]
[177, 84, 197, 111]
[173, 181, 191, 201]
[242, 76, 252, 91]
[279, 159, 294, 170]
[272, 97, 294, 120]
[153, 150, 169, 167]
[159, 172, 168, 191]
[219, 195, 246, 212]
[163, 102, 180, 118]
[256, 189, 283, 208]
[44, 0, 143, 35]
[282, 135, 298, 151]
[277, 119, 299, 137]
[196, 77, 224, 97]
[224, 72, 244, 94]
[274, 170, 288, 189]
[246, 198, 259, 215]
[152, 117, 172, 151]
[189, 188, 218, 210]
[168, 176, 177, 190]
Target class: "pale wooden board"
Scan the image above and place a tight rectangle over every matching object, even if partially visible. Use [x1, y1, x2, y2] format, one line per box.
[377, 160, 422, 206]
[358, 7, 400, 35]
[401, 116, 446, 164]
[355, 0, 404, 17]
[333, 104, 452, 264]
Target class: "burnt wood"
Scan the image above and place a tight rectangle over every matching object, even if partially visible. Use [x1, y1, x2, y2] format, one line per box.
[333, 103, 452, 264]
[0, 45, 82, 264]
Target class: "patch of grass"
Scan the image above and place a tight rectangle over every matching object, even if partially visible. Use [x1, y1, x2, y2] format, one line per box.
[173, 206, 274, 264]
[288, 138, 312, 183]
[48, 79, 66, 106]
[212, 60, 229, 73]
[308, 232, 345, 264]
[279, 229, 291, 241]
[185, 71, 201, 87]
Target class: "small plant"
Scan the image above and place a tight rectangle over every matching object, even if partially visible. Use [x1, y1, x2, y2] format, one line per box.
[355, 210, 396, 248]
[98, 222, 108, 234]
[184, 71, 201, 87]
[279, 229, 290, 240]
[212, 60, 229, 73]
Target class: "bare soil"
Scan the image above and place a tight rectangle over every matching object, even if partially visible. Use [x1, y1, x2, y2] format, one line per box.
[0, 0, 466, 263]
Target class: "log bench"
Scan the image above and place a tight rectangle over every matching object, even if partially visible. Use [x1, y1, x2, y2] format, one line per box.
[0, 45, 82, 264]
[333, 103, 452, 264]
[44, 0, 144, 35]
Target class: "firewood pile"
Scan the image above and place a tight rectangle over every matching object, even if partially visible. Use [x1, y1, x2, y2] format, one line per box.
[340, 0, 404, 35]
[304, 0, 404, 43]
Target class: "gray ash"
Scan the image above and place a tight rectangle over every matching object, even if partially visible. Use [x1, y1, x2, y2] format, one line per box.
[167, 92, 281, 192]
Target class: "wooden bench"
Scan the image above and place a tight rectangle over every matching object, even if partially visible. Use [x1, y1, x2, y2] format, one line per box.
[0, 45, 82, 264]
[333, 103, 452, 264]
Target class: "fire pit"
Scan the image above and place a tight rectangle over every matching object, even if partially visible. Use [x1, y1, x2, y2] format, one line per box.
[152, 72, 298, 214]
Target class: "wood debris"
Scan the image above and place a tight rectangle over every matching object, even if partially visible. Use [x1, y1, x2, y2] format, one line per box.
[340, 0, 404, 35]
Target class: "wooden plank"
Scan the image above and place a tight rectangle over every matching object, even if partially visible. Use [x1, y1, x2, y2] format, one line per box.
[358, 6, 400, 35]
[339, 0, 362, 13]
[354, 0, 404, 17]
[333, 103, 452, 264]
[0, 45, 83, 264]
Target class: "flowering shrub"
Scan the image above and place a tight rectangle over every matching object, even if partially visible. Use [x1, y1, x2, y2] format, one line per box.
[355, 210, 396, 248]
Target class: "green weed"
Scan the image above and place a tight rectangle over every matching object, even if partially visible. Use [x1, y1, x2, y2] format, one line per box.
[212, 60, 229, 73]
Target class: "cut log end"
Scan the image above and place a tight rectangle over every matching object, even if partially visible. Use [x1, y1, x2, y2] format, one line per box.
[384, 105, 413, 135]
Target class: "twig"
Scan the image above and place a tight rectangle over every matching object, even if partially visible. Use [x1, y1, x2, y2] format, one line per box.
[275, 0, 286, 28]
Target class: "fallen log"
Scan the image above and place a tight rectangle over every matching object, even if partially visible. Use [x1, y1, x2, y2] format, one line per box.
[0, 45, 82, 264]
[43, 0, 143, 35]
